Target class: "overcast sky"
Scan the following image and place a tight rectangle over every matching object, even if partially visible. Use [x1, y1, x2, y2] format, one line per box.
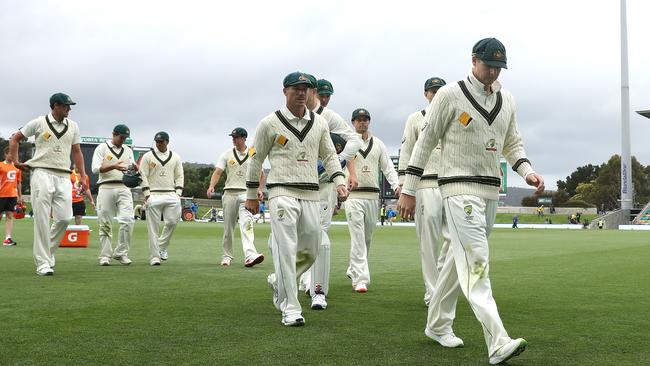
[1, 0, 649, 189]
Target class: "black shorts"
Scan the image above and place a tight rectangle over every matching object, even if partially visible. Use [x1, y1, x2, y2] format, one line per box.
[0, 197, 17, 212]
[72, 201, 86, 217]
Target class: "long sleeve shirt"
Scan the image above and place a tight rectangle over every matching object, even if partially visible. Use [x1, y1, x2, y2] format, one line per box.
[398, 109, 441, 189]
[313, 102, 363, 162]
[245, 105, 345, 201]
[139, 147, 184, 197]
[349, 134, 400, 200]
[403, 72, 535, 200]
[91, 141, 135, 188]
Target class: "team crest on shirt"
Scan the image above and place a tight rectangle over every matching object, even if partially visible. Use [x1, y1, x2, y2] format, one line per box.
[361, 165, 371, 174]
[296, 151, 308, 163]
[43, 131, 51, 140]
[228, 159, 236, 166]
[485, 139, 497, 152]
[236, 170, 244, 177]
[149, 162, 157, 169]
[106, 155, 113, 161]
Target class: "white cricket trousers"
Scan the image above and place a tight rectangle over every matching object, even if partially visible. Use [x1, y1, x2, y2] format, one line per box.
[300, 183, 336, 295]
[145, 194, 181, 261]
[426, 195, 511, 356]
[269, 196, 320, 319]
[346, 197, 378, 286]
[30, 168, 72, 269]
[416, 187, 450, 305]
[221, 191, 258, 261]
[97, 186, 135, 259]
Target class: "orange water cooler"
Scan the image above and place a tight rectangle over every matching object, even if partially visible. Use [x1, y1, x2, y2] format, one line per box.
[59, 225, 90, 248]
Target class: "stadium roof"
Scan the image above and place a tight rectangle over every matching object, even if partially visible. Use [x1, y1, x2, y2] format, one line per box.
[637, 110, 650, 119]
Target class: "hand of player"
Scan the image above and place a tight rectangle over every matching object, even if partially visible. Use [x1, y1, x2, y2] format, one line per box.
[336, 184, 349, 202]
[113, 162, 128, 172]
[90, 201, 96, 209]
[348, 176, 358, 191]
[257, 190, 264, 201]
[79, 174, 88, 191]
[245, 199, 259, 214]
[206, 187, 215, 198]
[142, 195, 149, 209]
[526, 173, 545, 194]
[393, 186, 402, 198]
[397, 193, 416, 220]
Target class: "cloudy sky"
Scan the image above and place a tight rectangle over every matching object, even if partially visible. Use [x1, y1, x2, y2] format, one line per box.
[1, 0, 649, 189]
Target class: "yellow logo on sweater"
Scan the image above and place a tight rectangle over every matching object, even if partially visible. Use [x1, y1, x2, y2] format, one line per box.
[106, 155, 113, 161]
[248, 146, 256, 157]
[459, 112, 473, 127]
[276, 135, 288, 147]
[43, 131, 51, 140]
[228, 159, 236, 166]
[149, 162, 157, 169]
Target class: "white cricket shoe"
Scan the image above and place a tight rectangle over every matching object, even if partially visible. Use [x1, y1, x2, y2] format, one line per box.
[36, 264, 54, 276]
[220, 257, 232, 266]
[489, 338, 528, 365]
[244, 253, 264, 268]
[159, 250, 168, 261]
[425, 328, 464, 348]
[113, 255, 132, 265]
[282, 314, 305, 327]
[354, 283, 367, 293]
[267, 273, 280, 311]
[311, 294, 327, 310]
[150, 258, 161, 266]
[99, 257, 111, 266]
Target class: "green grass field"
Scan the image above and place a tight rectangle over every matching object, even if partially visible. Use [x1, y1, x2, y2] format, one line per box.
[1, 220, 649, 365]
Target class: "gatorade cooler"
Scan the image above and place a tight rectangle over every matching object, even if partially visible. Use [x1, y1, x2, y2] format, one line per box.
[60, 225, 90, 248]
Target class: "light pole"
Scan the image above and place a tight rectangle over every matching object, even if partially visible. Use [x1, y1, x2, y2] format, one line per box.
[620, 0, 633, 211]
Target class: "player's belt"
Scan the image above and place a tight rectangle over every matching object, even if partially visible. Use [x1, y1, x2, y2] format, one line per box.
[438, 175, 501, 187]
[150, 189, 176, 192]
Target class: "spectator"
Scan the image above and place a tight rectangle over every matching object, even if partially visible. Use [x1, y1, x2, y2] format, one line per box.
[209, 206, 217, 222]
[380, 203, 387, 226]
[387, 207, 397, 226]
[257, 200, 266, 223]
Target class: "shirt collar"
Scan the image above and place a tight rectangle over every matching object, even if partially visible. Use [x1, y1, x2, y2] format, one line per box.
[280, 105, 312, 122]
[47, 113, 68, 125]
[106, 140, 122, 149]
[467, 71, 502, 96]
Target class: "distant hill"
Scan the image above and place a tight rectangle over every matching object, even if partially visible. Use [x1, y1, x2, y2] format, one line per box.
[501, 187, 536, 206]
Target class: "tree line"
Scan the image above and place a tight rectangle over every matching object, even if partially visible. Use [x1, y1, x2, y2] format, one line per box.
[522, 154, 650, 210]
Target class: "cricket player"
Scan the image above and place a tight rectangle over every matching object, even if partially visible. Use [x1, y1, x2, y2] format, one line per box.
[206, 127, 265, 267]
[92, 124, 136, 266]
[398, 38, 544, 364]
[299, 74, 362, 310]
[1, 146, 22, 246]
[398, 76, 450, 306]
[70, 166, 94, 225]
[8, 93, 86, 276]
[346, 108, 400, 293]
[139, 131, 184, 266]
[245, 71, 347, 327]
[316, 79, 334, 108]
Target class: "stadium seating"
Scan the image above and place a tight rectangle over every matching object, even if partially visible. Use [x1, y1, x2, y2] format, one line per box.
[633, 202, 650, 225]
